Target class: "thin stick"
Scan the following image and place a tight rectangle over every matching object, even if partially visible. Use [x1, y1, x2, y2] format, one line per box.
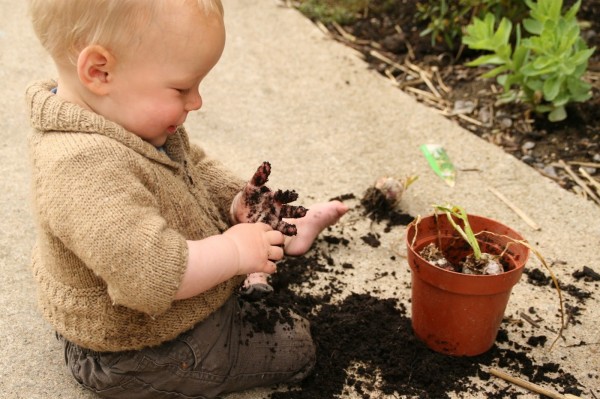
[558, 160, 600, 205]
[420, 96, 448, 110]
[456, 113, 484, 126]
[369, 49, 415, 77]
[404, 60, 442, 98]
[399, 78, 426, 88]
[488, 368, 580, 399]
[419, 70, 442, 98]
[405, 86, 445, 103]
[579, 167, 600, 193]
[519, 312, 540, 328]
[384, 68, 398, 84]
[568, 161, 600, 168]
[331, 21, 357, 42]
[487, 186, 541, 231]
[431, 66, 451, 93]
[314, 20, 330, 36]
[436, 109, 484, 126]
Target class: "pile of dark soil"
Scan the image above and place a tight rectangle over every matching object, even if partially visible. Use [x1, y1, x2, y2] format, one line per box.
[242, 194, 598, 398]
[292, 0, 600, 205]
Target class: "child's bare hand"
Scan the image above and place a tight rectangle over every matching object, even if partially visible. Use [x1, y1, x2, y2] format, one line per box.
[234, 162, 308, 236]
[223, 223, 285, 275]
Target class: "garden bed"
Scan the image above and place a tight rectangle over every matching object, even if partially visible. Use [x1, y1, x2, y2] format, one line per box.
[289, 0, 600, 206]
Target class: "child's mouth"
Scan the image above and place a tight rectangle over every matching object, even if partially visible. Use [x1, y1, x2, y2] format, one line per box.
[167, 125, 178, 134]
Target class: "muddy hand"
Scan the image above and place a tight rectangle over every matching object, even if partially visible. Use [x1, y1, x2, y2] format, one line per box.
[240, 161, 307, 236]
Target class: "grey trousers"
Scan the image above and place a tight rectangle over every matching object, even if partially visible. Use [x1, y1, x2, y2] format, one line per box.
[60, 296, 316, 399]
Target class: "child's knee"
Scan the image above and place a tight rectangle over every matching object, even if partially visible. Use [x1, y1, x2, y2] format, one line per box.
[288, 314, 317, 375]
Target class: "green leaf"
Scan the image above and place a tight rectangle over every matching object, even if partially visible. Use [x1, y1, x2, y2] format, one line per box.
[525, 78, 544, 92]
[521, 62, 556, 77]
[493, 18, 513, 46]
[512, 45, 530, 70]
[556, 22, 581, 52]
[523, 18, 542, 35]
[569, 48, 595, 66]
[462, 14, 499, 50]
[535, 104, 554, 113]
[564, 0, 581, 20]
[432, 204, 482, 260]
[466, 54, 507, 67]
[482, 65, 510, 79]
[532, 55, 558, 71]
[545, 0, 563, 21]
[559, 62, 576, 77]
[496, 90, 518, 104]
[542, 75, 563, 101]
[566, 77, 592, 101]
[572, 62, 587, 77]
[548, 106, 567, 122]
[552, 91, 570, 107]
[420, 27, 434, 37]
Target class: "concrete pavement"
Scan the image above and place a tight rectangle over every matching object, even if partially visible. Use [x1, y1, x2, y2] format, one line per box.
[1, 0, 599, 398]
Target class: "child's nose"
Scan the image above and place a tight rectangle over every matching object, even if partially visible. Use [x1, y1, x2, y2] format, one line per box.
[185, 90, 202, 111]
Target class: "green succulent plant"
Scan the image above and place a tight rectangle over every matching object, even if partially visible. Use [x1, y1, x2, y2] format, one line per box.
[462, 0, 595, 122]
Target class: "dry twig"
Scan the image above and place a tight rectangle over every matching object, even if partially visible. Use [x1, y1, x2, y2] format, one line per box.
[369, 49, 414, 77]
[487, 186, 541, 231]
[331, 21, 357, 42]
[519, 312, 541, 328]
[557, 160, 600, 205]
[405, 60, 442, 98]
[579, 168, 600, 193]
[456, 113, 484, 126]
[314, 20, 330, 36]
[398, 78, 426, 88]
[487, 368, 580, 399]
[431, 66, 451, 93]
[567, 161, 600, 169]
[405, 86, 444, 103]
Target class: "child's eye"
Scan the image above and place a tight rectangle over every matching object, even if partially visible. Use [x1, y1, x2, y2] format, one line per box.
[175, 88, 190, 95]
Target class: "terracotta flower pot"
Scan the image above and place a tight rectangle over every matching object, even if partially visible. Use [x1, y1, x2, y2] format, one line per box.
[405, 214, 529, 356]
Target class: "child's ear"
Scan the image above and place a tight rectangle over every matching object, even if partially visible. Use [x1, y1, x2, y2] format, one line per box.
[77, 45, 116, 95]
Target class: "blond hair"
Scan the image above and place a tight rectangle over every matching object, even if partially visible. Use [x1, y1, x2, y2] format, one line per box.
[29, 0, 223, 65]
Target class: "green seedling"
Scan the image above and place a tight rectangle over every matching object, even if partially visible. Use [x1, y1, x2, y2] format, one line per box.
[433, 204, 482, 260]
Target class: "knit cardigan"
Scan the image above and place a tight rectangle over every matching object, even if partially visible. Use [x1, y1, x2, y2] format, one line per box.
[26, 80, 246, 352]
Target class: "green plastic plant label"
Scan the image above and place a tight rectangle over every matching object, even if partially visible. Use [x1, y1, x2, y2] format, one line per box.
[420, 144, 456, 187]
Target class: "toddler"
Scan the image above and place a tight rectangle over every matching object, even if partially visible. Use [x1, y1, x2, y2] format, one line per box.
[26, 0, 347, 398]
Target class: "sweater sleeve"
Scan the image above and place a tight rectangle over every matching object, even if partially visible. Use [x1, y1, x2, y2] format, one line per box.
[34, 136, 188, 316]
[188, 144, 245, 224]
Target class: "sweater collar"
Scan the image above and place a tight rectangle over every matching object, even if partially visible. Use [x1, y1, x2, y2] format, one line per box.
[26, 80, 188, 166]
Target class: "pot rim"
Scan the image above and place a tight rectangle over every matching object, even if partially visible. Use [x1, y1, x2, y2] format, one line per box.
[405, 213, 530, 290]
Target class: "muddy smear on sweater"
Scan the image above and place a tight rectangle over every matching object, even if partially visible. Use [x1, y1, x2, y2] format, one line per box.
[241, 193, 597, 398]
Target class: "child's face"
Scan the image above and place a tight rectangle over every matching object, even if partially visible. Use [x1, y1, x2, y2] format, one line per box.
[100, 5, 225, 147]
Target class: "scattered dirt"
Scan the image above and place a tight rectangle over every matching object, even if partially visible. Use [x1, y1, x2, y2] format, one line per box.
[293, 0, 600, 205]
[240, 4, 600, 392]
[241, 193, 599, 398]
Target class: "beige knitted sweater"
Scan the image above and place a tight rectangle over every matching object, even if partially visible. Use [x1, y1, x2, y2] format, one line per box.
[26, 80, 245, 352]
